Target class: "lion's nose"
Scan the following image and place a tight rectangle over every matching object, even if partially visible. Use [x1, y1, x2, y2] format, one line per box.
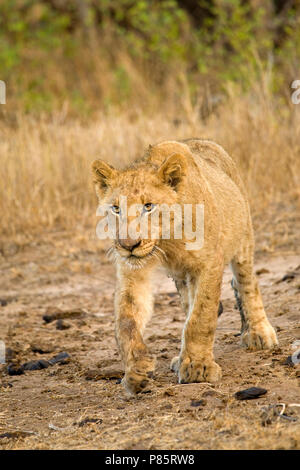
[118, 238, 141, 252]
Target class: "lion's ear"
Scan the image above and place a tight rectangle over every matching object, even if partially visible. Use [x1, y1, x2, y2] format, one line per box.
[158, 153, 187, 190]
[92, 160, 118, 196]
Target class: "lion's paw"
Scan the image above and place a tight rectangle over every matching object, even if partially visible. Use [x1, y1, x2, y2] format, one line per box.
[172, 355, 222, 384]
[241, 321, 278, 351]
[123, 357, 155, 395]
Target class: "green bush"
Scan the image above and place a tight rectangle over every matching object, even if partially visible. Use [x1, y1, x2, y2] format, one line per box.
[0, 0, 299, 114]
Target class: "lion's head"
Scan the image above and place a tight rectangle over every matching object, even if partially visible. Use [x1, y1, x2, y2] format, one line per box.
[92, 153, 187, 268]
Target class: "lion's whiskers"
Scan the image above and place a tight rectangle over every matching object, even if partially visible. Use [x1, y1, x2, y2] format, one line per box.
[154, 245, 167, 261]
[106, 242, 168, 271]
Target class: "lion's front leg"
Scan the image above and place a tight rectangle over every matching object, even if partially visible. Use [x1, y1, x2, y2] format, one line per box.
[115, 268, 155, 394]
[172, 264, 223, 384]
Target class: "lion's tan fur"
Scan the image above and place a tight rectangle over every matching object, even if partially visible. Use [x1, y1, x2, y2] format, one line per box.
[92, 139, 278, 394]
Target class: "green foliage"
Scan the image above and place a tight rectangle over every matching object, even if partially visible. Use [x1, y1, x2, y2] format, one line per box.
[104, 0, 189, 61]
[0, 0, 299, 113]
[194, 0, 272, 83]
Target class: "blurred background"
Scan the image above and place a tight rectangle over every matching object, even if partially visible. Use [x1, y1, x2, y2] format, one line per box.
[0, 0, 299, 247]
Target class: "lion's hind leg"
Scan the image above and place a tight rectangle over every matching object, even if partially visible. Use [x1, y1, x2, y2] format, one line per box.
[174, 278, 189, 314]
[231, 277, 247, 334]
[230, 253, 278, 350]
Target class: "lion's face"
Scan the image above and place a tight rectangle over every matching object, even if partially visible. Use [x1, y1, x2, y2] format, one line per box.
[92, 154, 186, 268]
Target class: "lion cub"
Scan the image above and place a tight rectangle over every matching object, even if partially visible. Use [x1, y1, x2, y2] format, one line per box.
[92, 139, 278, 394]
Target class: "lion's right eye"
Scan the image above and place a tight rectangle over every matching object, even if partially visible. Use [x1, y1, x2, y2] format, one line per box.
[111, 205, 120, 214]
[144, 203, 155, 213]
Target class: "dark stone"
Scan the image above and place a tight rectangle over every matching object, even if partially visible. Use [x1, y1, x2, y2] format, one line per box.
[23, 359, 50, 370]
[235, 387, 267, 400]
[56, 319, 71, 330]
[7, 364, 24, 375]
[78, 417, 102, 427]
[190, 399, 206, 407]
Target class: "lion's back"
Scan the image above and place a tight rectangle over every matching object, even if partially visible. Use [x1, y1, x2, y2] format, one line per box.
[181, 138, 248, 200]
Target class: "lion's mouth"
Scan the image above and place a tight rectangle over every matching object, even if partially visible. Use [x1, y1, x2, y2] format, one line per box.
[107, 244, 166, 269]
[116, 242, 155, 259]
[123, 245, 167, 269]
[123, 247, 155, 262]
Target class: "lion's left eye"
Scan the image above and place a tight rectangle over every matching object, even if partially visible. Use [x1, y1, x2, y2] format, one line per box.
[111, 205, 120, 214]
[144, 203, 155, 212]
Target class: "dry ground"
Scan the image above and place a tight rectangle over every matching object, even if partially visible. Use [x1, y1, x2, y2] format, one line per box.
[0, 206, 299, 450]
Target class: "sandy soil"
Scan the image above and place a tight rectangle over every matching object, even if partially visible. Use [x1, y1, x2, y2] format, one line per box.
[0, 223, 299, 450]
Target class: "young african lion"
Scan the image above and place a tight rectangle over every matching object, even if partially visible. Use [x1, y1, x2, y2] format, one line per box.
[92, 139, 278, 394]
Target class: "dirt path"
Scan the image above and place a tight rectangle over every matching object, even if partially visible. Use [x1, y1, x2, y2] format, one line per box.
[0, 237, 299, 449]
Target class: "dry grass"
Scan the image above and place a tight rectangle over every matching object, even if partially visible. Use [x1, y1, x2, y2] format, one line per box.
[1, 84, 300, 241]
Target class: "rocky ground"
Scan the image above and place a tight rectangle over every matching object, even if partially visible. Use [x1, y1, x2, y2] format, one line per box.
[0, 221, 299, 450]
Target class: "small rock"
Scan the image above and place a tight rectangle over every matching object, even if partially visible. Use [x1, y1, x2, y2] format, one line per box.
[235, 387, 267, 400]
[77, 417, 102, 427]
[7, 364, 24, 376]
[56, 319, 71, 330]
[276, 271, 299, 284]
[256, 268, 270, 275]
[23, 360, 50, 371]
[47, 352, 70, 365]
[43, 307, 86, 323]
[190, 399, 206, 407]
[7, 352, 70, 375]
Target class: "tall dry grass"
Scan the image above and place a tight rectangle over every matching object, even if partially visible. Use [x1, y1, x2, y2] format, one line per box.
[0, 84, 300, 242]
